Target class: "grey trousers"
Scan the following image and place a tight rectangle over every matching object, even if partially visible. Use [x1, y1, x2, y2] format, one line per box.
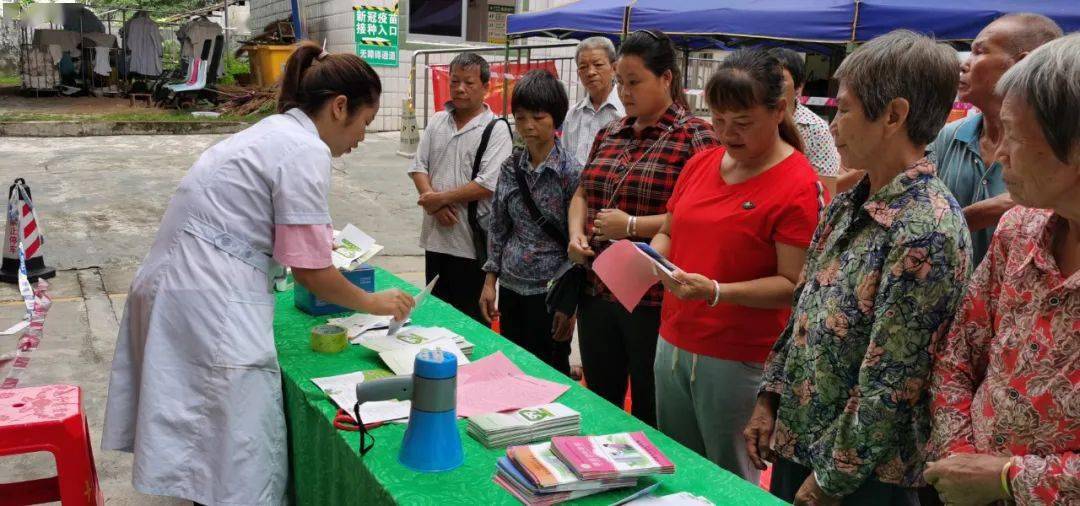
[653, 338, 763, 484]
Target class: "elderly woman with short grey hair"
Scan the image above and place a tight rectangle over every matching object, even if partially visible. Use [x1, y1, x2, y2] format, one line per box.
[562, 36, 624, 164]
[925, 33, 1080, 506]
[744, 30, 971, 505]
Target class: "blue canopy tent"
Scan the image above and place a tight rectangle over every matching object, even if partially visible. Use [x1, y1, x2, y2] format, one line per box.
[505, 0, 632, 40]
[855, 0, 1079, 41]
[508, 0, 1080, 48]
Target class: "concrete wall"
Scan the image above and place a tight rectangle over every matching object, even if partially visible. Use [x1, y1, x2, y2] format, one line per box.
[249, 0, 580, 132]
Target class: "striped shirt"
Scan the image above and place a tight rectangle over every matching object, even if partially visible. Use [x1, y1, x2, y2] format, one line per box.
[561, 88, 624, 166]
[408, 104, 513, 259]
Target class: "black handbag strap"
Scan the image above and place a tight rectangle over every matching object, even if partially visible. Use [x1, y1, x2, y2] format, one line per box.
[468, 117, 513, 227]
[513, 164, 569, 249]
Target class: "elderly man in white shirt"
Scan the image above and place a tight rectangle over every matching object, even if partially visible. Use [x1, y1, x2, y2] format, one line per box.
[408, 52, 513, 323]
[562, 37, 625, 165]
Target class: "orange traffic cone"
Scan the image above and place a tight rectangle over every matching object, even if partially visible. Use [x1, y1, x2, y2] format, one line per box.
[0, 179, 55, 284]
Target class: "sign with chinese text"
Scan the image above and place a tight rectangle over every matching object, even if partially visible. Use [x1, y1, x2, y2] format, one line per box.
[354, 4, 399, 67]
[487, 4, 514, 45]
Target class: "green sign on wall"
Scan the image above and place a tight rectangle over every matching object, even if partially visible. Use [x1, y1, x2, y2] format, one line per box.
[354, 5, 399, 67]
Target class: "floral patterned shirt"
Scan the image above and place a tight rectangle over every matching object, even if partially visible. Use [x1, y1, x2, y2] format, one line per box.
[930, 207, 1080, 505]
[762, 159, 971, 496]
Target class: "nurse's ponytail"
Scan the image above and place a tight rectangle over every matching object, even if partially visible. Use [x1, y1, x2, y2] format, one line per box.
[277, 41, 382, 116]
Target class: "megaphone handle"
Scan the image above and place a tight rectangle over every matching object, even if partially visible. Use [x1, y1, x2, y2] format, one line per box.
[355, 375, 413, 404]
[353, 375, 412, 457]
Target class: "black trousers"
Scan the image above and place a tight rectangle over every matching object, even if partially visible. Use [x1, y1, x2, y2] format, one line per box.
[499, 287, 571, 376]
[770, 457, 921, 505]
[577, 294, 660, 427]
[426, 251, 486, 324]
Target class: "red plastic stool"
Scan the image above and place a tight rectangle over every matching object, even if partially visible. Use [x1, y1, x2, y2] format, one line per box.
[0, 384, 104, 505]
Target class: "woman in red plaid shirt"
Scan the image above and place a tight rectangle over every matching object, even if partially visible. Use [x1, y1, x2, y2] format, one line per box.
[567, 30, 717, 426]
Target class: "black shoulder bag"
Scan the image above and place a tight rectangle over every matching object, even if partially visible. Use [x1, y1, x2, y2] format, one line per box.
[513, 167, 569, 248]
[469, 117, 513, 266]
[511, 167, 579, 316]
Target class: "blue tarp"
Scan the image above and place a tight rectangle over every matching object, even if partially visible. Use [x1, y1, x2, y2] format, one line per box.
[504, 0, 630, 40]
[507, 0, 1080, 45]
[855, 0, 1080, 41]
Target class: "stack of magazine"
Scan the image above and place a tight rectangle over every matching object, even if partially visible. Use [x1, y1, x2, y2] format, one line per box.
[494, 432, 675, 505]
[467, 403, 580, 448]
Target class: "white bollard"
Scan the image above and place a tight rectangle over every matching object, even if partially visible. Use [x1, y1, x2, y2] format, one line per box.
[397, 97, 419, 159]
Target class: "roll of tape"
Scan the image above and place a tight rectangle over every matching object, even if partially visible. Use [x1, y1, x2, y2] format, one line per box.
[311, 324, 348, 354]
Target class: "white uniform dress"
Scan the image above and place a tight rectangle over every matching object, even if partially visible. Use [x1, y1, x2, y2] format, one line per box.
[102, 108, 332, 506]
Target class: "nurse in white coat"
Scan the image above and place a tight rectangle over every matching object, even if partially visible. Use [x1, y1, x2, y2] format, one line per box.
[101, 42, 415, 506]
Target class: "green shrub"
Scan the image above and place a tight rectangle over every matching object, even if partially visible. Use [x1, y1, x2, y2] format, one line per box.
[218, 56, 250, 86]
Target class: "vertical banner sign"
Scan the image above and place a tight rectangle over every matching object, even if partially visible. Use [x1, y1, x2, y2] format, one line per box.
[487, 4, 514, 45]
[354, 4, 399, 67]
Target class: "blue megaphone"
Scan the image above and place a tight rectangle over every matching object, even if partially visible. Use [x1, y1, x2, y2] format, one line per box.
[355, 348, 463, 472]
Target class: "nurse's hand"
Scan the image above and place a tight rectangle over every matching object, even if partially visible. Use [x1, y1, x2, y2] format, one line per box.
[362, 289, 415, 321]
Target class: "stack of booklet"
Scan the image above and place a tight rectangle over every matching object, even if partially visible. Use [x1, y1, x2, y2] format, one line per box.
[495, 442, 637, 505]
[331, 224, 383, 271]
[467, 403, 580, 448]
[550, 432, 676, 480]
[494, 432, 675, 505]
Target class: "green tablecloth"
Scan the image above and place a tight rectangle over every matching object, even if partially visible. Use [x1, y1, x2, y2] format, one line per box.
[274, 268, 785, 506]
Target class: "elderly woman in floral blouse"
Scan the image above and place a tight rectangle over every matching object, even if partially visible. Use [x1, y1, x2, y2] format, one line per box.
[925, 34, 1080, 506]
[743, 30, 971, 505]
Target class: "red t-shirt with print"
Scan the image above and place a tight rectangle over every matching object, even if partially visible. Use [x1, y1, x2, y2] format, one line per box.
[660, 146, 826, 363]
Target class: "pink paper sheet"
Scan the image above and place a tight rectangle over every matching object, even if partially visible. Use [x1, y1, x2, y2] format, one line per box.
[591, 240, 661, 312]
[456, 352, 571, 418]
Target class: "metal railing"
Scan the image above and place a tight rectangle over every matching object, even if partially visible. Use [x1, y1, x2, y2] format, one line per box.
[684, 56, 725, 116]
[407, 43, 730, 127]
[409, 42, 581, 129]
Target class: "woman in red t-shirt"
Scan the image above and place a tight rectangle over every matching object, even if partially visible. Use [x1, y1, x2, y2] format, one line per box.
[649, 49, 827, 484]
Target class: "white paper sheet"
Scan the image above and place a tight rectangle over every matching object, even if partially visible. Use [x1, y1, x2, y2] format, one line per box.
[328, 313, 410, 339]
[311, 370, 411, 424]
[386, 274, 439, 336]
[358, 326, 461, 353]
[378, 337, 469, 375]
